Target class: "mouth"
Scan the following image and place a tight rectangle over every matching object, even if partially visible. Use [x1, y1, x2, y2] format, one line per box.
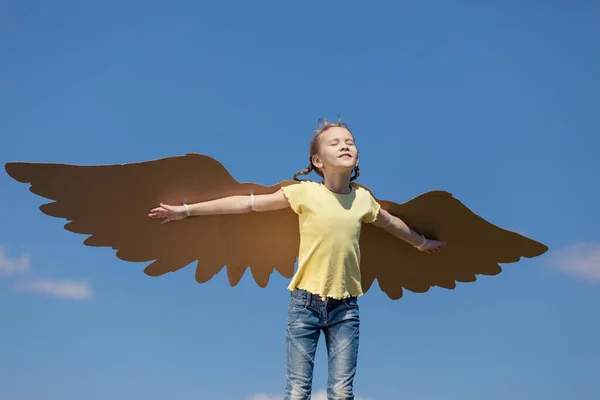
[339, 153, 353, 159]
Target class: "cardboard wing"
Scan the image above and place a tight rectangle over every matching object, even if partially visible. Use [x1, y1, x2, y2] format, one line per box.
[5, 153, 548, 300]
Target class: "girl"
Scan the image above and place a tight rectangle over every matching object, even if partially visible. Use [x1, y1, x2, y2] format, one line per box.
[149, 119, 446, 400]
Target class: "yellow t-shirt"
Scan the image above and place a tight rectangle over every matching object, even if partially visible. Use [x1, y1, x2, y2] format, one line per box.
[281, 180, 381, 299]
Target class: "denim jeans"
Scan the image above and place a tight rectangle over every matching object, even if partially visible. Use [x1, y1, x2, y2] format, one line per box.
[284, 288, 360, 400]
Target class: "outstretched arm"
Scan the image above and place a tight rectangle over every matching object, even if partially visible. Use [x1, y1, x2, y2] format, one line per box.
[372, 208, 446, 253]
[149, 189, 291, 224]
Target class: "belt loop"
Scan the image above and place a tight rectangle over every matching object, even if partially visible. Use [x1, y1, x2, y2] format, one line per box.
[305, 289, 312, 308]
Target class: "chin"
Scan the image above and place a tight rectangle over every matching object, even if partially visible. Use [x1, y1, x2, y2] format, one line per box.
[335, 162, 357, 172]
[338, 159, 357, 168]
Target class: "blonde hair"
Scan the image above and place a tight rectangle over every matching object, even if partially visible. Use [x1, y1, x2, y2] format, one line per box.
[293, 117, 360, 182]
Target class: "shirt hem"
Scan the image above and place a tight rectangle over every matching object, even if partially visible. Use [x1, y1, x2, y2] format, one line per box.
[287, 283, 364, 300]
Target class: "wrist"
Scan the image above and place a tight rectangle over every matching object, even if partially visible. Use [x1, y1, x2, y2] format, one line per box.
[182, 203, 191, 217]
[413, 234, 427, 249]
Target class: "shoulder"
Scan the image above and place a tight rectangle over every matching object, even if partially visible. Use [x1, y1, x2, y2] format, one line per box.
[287, 180, 321, 192]
[353, 184, 376, 199]
[281, 180, 318, 213]
[352, 184, 382, 223]
[281, 180, 318, 192]
[304, 180, 321, 191]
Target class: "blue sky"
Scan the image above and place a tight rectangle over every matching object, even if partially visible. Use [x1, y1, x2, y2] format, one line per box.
[1, 1, 599, 399]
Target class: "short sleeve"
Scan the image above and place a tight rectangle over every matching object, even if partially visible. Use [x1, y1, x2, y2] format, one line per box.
[362, 192, 381, 223]
[281, 182, 307, 214]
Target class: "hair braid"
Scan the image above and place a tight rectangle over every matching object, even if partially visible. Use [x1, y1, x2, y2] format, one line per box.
[293, 164, 314, 181]
[350, 164, 360, 181]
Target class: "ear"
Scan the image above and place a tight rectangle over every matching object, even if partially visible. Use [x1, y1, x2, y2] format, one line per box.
[311, 154, 323, 170]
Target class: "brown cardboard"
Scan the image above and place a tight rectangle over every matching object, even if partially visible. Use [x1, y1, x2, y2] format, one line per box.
[4, 153, 548, 300]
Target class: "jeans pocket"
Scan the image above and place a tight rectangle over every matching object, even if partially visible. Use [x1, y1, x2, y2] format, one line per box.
[287, 299, 307, 325]
[344, 297, 359, 310]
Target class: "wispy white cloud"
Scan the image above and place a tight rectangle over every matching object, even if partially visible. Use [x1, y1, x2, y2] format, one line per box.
[247, 395, 282, 400]
[248, 391, 370, 400]
[0, 243, 94, 300]
[548, 242, 600, 282]
[0, 246, 30, 278]
[14, 278, 93, 300]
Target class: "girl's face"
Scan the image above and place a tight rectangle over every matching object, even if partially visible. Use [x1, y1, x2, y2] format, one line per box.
[312, 126, 359, 176]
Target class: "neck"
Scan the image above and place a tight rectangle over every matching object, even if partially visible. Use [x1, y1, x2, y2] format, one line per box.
[322, 172, 353, 194]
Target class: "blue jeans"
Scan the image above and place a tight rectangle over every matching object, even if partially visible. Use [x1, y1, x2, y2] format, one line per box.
[284, 288, 360, 400]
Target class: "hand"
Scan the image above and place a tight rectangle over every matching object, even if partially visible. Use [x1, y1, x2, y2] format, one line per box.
[148, 203, 187, 224]
[416, 237, 446, 254]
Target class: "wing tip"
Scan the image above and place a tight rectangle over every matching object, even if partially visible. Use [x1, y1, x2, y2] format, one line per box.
[4, 162, 30, 183]
[515, 235, 549, 259]
[529, 242, 549, 258]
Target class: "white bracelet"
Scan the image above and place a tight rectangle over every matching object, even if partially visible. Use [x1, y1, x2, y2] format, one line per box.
[250, 193, 255, 211]
[183, 203, 191, 217]
[415, 234, 427, 250]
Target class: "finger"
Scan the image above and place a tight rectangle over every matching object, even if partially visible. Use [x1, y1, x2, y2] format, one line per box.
[160, 203, 174, 211]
